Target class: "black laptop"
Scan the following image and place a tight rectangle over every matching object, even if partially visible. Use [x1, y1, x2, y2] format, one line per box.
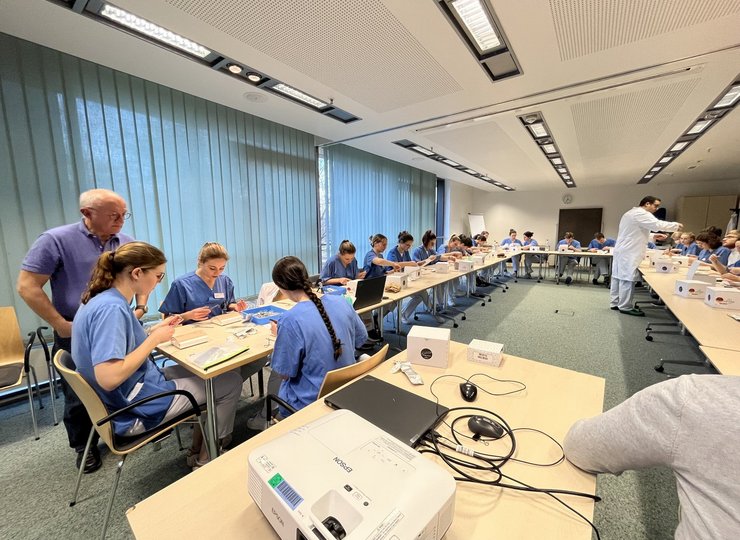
[324, 375, 448, 447]
[352, 275, 387, 310]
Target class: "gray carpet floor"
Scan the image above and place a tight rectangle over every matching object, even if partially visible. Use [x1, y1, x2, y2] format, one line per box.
[0, 274, 711, 539]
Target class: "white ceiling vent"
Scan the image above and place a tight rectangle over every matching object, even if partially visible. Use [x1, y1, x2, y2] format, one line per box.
[549, 0, 740, 61]
[165, 0, 462, 112]
[570, 77, 701, 160]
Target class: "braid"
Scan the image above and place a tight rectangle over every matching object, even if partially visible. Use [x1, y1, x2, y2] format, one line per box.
[82, 251, 116, 304]
[303, 281, 342, 360]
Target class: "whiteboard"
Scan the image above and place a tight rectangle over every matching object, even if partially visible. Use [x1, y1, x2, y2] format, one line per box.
[468, 213, 486, 235]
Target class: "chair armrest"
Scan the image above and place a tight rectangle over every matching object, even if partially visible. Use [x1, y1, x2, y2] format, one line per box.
[266, 393, 297, 418]
[97, 389, 201, 426]
[36, 326, 50, 364]
[23, 331, 37, 372]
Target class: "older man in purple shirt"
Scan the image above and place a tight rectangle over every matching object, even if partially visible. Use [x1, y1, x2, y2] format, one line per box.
[17, 188, 145, 473]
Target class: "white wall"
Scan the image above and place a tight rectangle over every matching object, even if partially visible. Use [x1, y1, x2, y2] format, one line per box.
[451, 179, 740, 244]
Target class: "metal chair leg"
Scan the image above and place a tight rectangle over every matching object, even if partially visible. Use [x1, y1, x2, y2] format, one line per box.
[175, 425, 184, 451]
[29, 366, 44, 410]
[71, 427, 97, 507]
[101, 454, 127, 540]
[46, 359, 59, 425]
[26, 373, 39, 440]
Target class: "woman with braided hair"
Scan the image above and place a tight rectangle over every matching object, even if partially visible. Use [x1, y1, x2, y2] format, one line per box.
[269, 256, 368, 414]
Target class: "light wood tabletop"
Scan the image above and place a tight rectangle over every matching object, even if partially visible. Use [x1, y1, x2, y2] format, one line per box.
[699, 346, 740, 376]
[127, 341, 605, 540]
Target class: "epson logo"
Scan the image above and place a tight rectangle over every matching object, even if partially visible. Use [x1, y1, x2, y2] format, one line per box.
[333, 457, 353, 473]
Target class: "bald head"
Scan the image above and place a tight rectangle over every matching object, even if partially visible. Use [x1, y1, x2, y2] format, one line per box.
[79, 188, 128, 240]
[79, 188, 125, 209]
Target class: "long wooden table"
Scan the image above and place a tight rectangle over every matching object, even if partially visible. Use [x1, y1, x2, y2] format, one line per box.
[157, 254, 516, 456]
[639, 269, 739, 353]
[128, 341, 605, 540]
[699, 346, 740, 376]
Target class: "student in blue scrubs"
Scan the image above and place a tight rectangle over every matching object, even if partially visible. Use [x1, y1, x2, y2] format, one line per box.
[436, 235, 465, 306]
[588, 232, 616, 285]
[500, 229, 523, 275]
[671, 232, 699, 256]
[363, 234, 402, 279]
[159, 242, 246, 323]
[270, 256, 368, 414]
[388, 231, 433, 323]
[320, 240, 366, 285]
[72, 242, 241, 469]
[521, 231, 541, 279]
[693, 232, 731, 266]
[557, 232, 581, 285]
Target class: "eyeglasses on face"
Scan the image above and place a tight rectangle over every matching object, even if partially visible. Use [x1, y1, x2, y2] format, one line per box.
[89, 208, 132, 221]
[149, 271, 166, 282]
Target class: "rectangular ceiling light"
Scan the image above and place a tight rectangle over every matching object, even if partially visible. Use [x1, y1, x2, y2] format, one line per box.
[541, 144, 556, 154]
[650, 167, 661, 172]
[100, 4, 211, 58]
[550, 157, 563, 165]
[412, 146, 435, 156]
[658, 156, 673, 164]
[713, 84, 740, 108]
[272, 83, 328, 109]
[686, 119, 713, 135]
[451, 0, 501, 52]
[527, 123, 548, 138]
[670, 141, 690, 152]
[464, 168, 478, 174]
[442, 159, 461, 167]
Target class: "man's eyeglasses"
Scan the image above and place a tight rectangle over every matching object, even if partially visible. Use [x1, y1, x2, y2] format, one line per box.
[89, 208, 132, 221]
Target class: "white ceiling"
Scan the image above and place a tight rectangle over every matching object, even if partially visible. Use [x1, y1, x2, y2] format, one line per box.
[1, 0, 739, 192]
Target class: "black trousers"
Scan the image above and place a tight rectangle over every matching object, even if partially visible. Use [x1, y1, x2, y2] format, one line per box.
[53, 332, 99, 452]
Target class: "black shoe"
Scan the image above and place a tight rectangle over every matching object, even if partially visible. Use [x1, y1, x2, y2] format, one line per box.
[76, 446, 102, 474]
[366, 329, 382, 341]
[358, 341, 376, 351]
[565, 276, 572, 285]
[592, 278, 599, 285]
[610, 306, 619, 311]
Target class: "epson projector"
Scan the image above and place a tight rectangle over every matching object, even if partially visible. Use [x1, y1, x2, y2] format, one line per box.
[247, 409, 456, 540]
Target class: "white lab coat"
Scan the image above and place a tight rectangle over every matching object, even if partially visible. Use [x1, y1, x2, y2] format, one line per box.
[611, 207, 681, 281]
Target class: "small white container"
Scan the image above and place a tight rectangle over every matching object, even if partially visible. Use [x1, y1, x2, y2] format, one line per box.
[704, 287, 740, 310]
[467, 339, 503, 367]
[435, 262, 450, 274]
[407, 326, 450, 368]
[674, 279, 708, 299]
[471, 255, 486, 267]
[671, 256, 690, 267]
[212, 312, 244, 326]
[171, 329, 208, 349]
[386, 273, 408, 289]
[456, 260, 474, 272]
[654, 260, 677, 273]
[403, 266, 421, 281]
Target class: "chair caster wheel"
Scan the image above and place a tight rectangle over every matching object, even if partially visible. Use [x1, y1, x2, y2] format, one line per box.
[645, 335, 653, 342]
[453, 323, 459, 328]
[462, 315, 467, 321]
[502, 290, 506, 293]
[487, 298, 491, 302]
[654, 365, 664, 373]
[414, 315, 419, 321]
[481, 302, 485, 307]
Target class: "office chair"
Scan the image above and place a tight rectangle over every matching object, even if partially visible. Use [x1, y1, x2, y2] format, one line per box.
[0, 306, 55, 439]
[54, 350, 205, 539]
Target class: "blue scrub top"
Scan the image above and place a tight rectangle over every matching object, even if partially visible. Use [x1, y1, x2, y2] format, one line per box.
[680, 242, 700, 256]
[412, 245, 439, 263]
[557, 239, 581, 259]
[363, 249, 390, 279]
[698, 247, 731, 265]
[523, 239, 538, 247]
[159, 271, 236, 322]
[500, 238, 522, 246]
[387, 246, 412, 263]
[320, 254, 359, 281]
[72, 289, 175, 436]
[588, 238, 615, 249]
[271, 295, 368, 413]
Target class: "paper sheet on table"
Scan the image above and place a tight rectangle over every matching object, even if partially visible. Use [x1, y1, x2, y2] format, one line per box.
[686, 260, 701, 280]
[190, 343, 251, 370]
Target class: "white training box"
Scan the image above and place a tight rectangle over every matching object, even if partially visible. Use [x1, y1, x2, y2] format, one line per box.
[467, 339, 504, 367]
[671, 256, 690, 267]
[386, 273, 408, 289]
[435, 261, 450, 273]
[704, 287, 740, 310]
[654, 260, 678, 273]
[674, 279, 708, 299]
[456, 260, 474, 272]
[472, 254, 486, 267]
[403, 266, 421, 281]
[212, 312, 244, 325]
[345, 279, 360, 297]
[171, 329, 209, 349]
[407, 326, 451, 368]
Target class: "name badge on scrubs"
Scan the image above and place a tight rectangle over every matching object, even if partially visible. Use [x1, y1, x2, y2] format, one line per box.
[214, 292, 225, 299]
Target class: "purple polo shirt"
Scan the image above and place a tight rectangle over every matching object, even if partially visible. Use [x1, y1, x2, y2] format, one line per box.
[21, 220, 134, 321]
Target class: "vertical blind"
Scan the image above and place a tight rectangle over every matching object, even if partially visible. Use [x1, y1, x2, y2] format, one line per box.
[0, 33, 318, 332]
[319, 145, 437, 266]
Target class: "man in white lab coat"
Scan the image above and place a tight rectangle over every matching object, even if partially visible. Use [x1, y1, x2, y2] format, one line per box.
[610, 196, 682, 315]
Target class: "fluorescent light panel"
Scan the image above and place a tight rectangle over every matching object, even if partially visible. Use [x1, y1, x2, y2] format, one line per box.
[658, 156, 673, 164]
[451, 0, 501, 51]
[100, 4, 211, 58]
[541, 144, 556, 154]
[670, 141, 689, 152]
[686, 119, 713, 135]
[550, 157, 563, 165]
[412, 146, 435, 156]
[527, 123, 548, 138]
[464, 168, 478, 174]
[713, 84, 740, 108]
[272, 83, 327, 109]
[650, 167, 661, 172]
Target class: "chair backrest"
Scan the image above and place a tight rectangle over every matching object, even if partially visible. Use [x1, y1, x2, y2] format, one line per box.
[53, 350, 115, 449]
[318, 344, 389, 399]
[0, 307, 24, 365]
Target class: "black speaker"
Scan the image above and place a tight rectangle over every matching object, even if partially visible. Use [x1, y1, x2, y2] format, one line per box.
[654, 207, 667, 220]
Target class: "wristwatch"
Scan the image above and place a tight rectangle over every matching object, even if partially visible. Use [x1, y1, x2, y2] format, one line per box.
[135, 305, 148, 314]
